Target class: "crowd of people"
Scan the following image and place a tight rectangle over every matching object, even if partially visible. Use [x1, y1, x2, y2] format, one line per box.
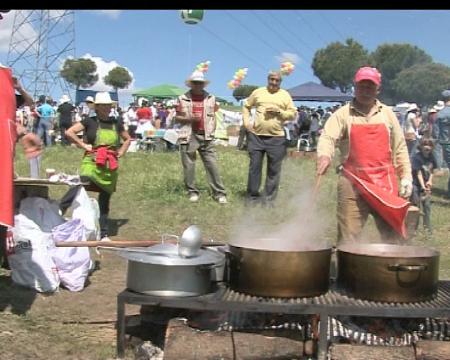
[14, 93, 180, 148]
[7, 65, 450, 245]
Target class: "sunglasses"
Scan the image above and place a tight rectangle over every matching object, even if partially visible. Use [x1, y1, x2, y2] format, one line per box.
[191, 81, 204, 85]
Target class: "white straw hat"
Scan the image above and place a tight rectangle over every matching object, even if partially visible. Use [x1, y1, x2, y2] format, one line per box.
[94, 92, 113, 105]
[185, 70, 210, 87]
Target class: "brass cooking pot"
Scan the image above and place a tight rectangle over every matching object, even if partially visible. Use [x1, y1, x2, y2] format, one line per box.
[228, 238, 332, 298]
[337, 243, 440, 303]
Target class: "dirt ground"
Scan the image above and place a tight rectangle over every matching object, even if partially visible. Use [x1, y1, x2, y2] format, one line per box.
[0, 250, 145, 360]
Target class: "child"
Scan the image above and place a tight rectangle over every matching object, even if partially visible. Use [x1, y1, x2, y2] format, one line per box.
[410, 138, 437, 235]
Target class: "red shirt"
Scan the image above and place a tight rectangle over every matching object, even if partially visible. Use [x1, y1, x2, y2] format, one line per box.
[136, 107, 152, 121]
[191, 94, 205, 132]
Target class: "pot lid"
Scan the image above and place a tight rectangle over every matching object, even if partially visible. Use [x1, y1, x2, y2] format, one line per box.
[228, 237, 332, 252]
[116, 243, 225, 266]
[337, 243, 440, 258]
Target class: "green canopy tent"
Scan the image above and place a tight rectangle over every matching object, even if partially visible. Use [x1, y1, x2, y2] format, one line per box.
[132, 84, 187, 102]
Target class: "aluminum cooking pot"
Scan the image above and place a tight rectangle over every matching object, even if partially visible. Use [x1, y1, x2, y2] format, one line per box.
[227, 238, 332, 298]
[337, 243, 440, 303]
[116, 244, 225, 297]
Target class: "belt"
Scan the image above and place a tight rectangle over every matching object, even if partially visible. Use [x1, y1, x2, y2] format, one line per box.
[193, 130, 205, 135]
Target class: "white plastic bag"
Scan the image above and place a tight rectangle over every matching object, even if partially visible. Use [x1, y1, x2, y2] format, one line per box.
[50, 219, 91, 292]
[71, 187, 100, 240]
[19, 197, 65, 232]
[8, 214, 60, 293]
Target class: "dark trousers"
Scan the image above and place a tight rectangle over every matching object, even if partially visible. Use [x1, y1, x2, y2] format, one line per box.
[59, 180, 112, 238]
[411, 185, 432, 231]
[59, 122, 71, 145]
[444, 145, 450, 196]
[128, 124, 137, 139]
[246, 132, 287, 204]
[0, 225, 8, 269]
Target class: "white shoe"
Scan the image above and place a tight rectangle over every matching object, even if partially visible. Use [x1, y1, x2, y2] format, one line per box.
[100, 236, 112, 242]
[217, 196, 228, 204]
[189, 194, 199, 202]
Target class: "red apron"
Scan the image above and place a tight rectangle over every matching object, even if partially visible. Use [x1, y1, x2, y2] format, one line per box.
[0, 67, 17, 227]
[342, 123, 410, 238]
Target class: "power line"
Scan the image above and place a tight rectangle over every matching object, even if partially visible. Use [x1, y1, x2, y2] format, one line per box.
[224, 10, 284, 56]
[315, 11, 347, 42]
[266, 10, 317, 57]
[253, 11, 314, 75]
[295, 10, 329, 45]
[198, 22, 267, 73]
[251, 10, 300, 55]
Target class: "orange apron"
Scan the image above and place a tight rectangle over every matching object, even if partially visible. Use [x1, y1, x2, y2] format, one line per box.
[342, 123, 410, 238]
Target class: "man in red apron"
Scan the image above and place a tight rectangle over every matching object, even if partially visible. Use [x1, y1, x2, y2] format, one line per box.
[316, 66, 413, 243]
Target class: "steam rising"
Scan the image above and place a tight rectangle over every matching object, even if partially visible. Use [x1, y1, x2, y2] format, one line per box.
[229, 178, 332, 252]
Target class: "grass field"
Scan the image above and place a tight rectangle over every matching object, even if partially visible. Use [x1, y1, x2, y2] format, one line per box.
[1, 143, 449, 359]
[13, 143, 450, 279]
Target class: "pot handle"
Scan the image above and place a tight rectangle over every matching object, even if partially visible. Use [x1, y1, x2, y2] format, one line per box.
[161, 234, 179, 244]
[387, 264, 428, 272]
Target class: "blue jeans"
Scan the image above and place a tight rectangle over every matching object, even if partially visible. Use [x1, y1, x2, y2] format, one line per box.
[37, 118, 53, 147]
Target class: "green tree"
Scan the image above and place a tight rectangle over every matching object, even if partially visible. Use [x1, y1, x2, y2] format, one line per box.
[232, 84, 259, 101]
[104, 66, 133, 92]
[312, 38, 369, 93]
[60, 58, 98, 89]
[391, 63, 450, 106]
[370, 43, 432, 103]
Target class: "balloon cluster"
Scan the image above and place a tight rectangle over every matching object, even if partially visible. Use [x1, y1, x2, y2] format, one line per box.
[227, 67, 248, 89]
[280, 61, 295, 76]
[196, 61, 210, 73]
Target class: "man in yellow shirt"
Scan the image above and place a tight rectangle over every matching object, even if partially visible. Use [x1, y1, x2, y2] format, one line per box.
[316, 66, 413, 243]
[242, 71, 297, 206]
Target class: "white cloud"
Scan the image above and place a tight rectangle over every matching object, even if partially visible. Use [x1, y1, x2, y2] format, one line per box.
[275, 52, 301, 65]
[91, 10, 122, 19]
[79, 53, 135, 107]
[0, 10, 37, 54]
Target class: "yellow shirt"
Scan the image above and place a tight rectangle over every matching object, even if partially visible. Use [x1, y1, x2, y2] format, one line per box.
[317, 100, 412, 181]
[242, 87, 297, 136]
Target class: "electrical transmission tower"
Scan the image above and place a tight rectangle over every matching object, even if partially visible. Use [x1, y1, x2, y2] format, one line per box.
[7, 10, 75, 100]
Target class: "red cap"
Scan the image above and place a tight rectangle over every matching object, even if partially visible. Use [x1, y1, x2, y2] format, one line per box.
[354, 67, 381, 86]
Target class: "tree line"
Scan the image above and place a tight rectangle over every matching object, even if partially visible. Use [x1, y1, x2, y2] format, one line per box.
[233, 40, 450, 106]
[62, 39, 450, 107]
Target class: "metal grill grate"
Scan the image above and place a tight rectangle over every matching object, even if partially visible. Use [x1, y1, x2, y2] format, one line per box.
[217, 281, 450, 315]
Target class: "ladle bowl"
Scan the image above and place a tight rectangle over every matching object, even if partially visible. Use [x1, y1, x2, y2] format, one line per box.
[178, 225, 203, 258]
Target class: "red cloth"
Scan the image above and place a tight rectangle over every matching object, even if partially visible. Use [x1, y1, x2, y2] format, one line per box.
[191, 94, 205, 132]
[136, 107, 152, 121]
[343, 123, 410, 238]
[0, 67, 16, 227]
[94, 146, 118, 171]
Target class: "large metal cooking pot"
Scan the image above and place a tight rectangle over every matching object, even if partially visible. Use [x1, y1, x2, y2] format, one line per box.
[116, 243, 225, 297]
[337, 243, 440, 303]
[228, 238, 332, 298]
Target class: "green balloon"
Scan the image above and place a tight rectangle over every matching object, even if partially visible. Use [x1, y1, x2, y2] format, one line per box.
[180, 10, 204, 25]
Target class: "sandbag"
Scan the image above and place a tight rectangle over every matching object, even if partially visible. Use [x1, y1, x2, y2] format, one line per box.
[71, 187, 100, 240]
[50, 219, 91, 292]
[19, 197, 65, 232]
[8, 214, 60, 293]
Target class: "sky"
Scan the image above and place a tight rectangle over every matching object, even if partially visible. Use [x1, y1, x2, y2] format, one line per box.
[1, 9, 450, 108]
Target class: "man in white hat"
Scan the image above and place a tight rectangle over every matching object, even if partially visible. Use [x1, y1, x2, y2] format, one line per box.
[81, 95, 96, 119]
[64, 92, 131, 241]
[434, 89, 450, 197]
[175, 70, 227, 204]
[56, 94, 75, 145]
